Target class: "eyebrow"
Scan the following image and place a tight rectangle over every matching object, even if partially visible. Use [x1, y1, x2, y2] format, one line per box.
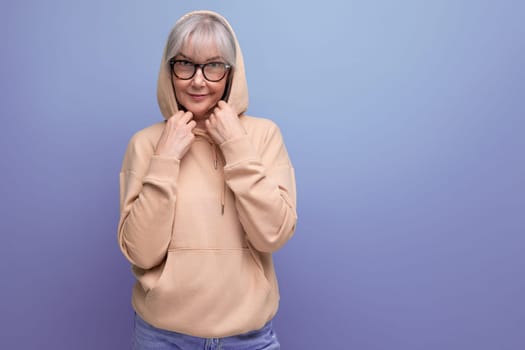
[177, 53, 224, 62]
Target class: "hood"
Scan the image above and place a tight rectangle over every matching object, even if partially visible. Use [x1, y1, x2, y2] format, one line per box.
[156, 10, 249, 120]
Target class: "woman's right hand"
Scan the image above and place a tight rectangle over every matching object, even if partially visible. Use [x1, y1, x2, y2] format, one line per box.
[154, 111, 196, 160]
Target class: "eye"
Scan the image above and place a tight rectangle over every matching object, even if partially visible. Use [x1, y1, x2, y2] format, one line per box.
[207, 62, 224, 68]
[176, 60, 193, 66]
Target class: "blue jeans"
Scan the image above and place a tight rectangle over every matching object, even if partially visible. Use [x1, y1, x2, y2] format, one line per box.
[132, 313, 280, 350]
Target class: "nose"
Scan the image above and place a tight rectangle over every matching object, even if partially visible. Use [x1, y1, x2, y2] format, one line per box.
[191, 66, 206, 86]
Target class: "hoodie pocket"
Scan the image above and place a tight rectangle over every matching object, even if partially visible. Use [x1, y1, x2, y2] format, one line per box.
[132, 261, 166, 294]
[142, 247, 273, 332]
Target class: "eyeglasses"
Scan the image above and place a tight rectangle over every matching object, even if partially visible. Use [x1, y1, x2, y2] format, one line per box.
[169, 59, 231, 82]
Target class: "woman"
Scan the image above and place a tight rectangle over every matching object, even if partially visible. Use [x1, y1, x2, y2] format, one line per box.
[117, 10, 297, 349]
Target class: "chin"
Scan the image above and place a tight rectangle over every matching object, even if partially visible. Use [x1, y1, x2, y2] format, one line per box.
[188, 105, 209, 115]
[191, 113, 209, 121]
[186, 102, 216, 116]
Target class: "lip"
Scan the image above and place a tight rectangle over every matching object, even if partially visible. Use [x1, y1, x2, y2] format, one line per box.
[188, 93, 208, 101]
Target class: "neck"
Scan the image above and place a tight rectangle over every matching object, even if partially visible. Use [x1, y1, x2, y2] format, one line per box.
[191, 109, 214, 130]
[195, 119, 207, 130]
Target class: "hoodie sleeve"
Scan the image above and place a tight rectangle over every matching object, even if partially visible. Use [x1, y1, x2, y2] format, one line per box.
[117, 133, 180, 269]
[220, 121, 297, 253]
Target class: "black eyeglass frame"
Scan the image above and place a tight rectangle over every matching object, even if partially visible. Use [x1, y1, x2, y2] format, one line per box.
[169, 59, 232, 82]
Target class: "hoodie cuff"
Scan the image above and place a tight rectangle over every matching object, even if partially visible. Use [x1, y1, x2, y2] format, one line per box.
[220, 135, 259, 166]
[145, 155, 181, 180]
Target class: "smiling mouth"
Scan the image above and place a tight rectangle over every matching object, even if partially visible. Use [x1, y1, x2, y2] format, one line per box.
[188, 93, 207, 101]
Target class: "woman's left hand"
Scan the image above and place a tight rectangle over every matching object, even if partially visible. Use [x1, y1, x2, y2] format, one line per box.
[205, 100, 246, 144]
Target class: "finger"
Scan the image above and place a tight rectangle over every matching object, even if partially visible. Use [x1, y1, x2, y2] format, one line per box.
[175, 110, 187, 120]
[210, 115, 221, 128]
[175, 114, 192, 129]
[166, 111, 184, 126]
[180, 111, 193, 124]
[213, 105, 223, 115]
[187, 120, 197, 129]
[205, 118, 212, 130]
[217, 100, 227, 109]
[205, 120, 217, 139]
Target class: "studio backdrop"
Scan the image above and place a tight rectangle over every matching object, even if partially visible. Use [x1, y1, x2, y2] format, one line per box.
[1, 1, 524, 349]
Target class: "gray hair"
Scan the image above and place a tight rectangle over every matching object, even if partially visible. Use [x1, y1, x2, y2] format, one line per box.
[165, 13, 236, 67]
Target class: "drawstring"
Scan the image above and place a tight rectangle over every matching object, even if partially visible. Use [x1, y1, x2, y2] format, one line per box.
[212, 142, 218, 170]
[194, 128, 226, 215]
[212, 143, 226, 215]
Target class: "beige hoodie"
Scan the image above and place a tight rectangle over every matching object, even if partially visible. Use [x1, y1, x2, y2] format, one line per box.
[117, 10, 297, 338]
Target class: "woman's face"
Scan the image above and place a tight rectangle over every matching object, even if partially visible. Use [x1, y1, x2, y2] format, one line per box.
[172, 40, 228, 124]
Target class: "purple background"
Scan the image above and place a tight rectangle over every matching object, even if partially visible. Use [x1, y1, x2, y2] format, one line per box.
[1, 1, 524, 349]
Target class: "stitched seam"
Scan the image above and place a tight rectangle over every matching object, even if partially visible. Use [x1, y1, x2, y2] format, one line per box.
[167, 247, 248, 252]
